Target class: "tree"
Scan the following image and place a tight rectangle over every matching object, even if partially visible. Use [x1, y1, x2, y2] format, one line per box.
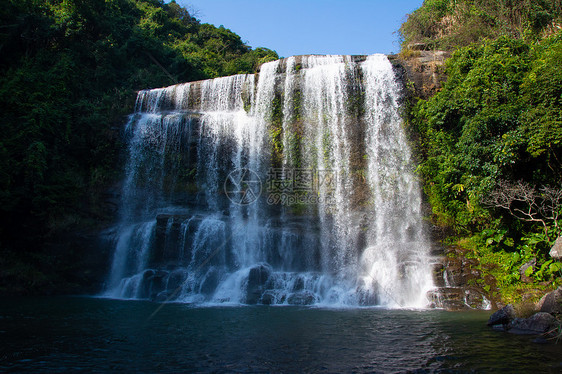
[0, 0, 279, 293]
[484, 180, 562, 242]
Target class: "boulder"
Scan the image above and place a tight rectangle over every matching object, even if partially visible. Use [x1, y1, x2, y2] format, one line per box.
[136, 269, 169, 300]
[166, 269, 188, 293]
[507, 312, 558, 335]
[148, 270, 168, 300]
[291, 276, 305, 292]
[199, 267, 220, 295]
[260, 290, 285, 305]
[137, 269, 155, 299]
[519, 259, 536, 283]
[245, 263, 272, 304]
[487, 304, 516, 326]
[287, 291, 318, 305]
[537, 286, 562, 315]
[550, 236, 562, 259]
[154, 291, 170, 302]
[260, 291, 276, 305]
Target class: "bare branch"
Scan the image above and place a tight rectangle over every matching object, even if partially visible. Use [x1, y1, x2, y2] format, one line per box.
[483, 179, 562, 241]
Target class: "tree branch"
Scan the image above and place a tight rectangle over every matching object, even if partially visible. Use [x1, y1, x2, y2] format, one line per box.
[483, 179, 562, 241]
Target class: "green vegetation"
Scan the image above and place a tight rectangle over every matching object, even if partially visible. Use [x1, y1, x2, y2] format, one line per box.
[269, 93, 284, 167]
[402, 1, 562, 302]
[0, 0, 277, 293]
[400, 0, 562, 50]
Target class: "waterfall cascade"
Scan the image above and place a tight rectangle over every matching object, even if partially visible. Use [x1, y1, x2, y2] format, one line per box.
[105, 54, 434, 307]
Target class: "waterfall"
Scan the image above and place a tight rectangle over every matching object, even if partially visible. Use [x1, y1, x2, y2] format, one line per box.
[104, 54, 434, 308]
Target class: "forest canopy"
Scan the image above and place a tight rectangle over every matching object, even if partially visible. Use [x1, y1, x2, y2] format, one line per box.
[0, 0, 277, 257]
[402, 0, 562, 301]
[400, 0, 562, 50]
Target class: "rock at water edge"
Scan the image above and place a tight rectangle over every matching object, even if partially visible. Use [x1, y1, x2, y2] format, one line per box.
[487, 304, 516, 326]
[537, 286, 562, 315]
[507, 312, 558, 335]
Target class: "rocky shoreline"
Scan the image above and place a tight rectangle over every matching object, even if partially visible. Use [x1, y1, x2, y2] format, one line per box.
[487, 287, 561, 340]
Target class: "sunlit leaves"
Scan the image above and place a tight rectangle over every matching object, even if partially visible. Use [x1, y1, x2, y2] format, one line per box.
[414, 34, 562, 239]
[399, 0, 562, 50]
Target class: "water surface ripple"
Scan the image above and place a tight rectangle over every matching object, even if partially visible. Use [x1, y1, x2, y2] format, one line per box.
[1, 297, 561, 373]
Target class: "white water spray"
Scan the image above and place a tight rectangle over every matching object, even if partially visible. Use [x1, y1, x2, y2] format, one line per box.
[105, 55, 434, 307]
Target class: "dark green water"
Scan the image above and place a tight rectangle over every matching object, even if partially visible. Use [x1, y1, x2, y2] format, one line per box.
[1, 297, 561, 373]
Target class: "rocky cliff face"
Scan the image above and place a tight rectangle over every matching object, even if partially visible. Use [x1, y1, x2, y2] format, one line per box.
[428, 246, 495, 310]
[389, 50, 450, 100]
[103, 55, 436, 307]
[37, 52, 485, 309]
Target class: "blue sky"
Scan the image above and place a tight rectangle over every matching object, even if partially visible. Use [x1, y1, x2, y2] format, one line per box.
[176, 0, 424, 57]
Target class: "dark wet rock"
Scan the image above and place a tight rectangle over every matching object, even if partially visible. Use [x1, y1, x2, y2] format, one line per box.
[101, 187, 121, 215]
[156, 213, 190, 224]
[492, 324, 509, 332]
[291, 276, 305, 292]
[199, 267, 220, 295]
[427, 287, 469, 310]
[151, 214, 193, 268]
[428, 245, 498, 310]
[260, 290, 285, 305]
[443, 257, 480, 287]
[287, 291, 317, 305]
[245, 263, 272, 304]
[537, 286, 562, 315]
[137, 269, 155, 299]
[432, 263, 446, 288]
[142, 269, 156, 279]
[433, 247, 482, 289]
[155, 291, 170, 302]
[167, 269, 187, 293]
[508, 313, 557, 335]
[137, 269, 169, 300]
[260, 291, 275, 305]
[156, 214, 172, 226]
[248, 264, 271, 287]
[487, 304, 516, 326]
[464, 288, 489, 309]
[149, 270, 168, 300]
[356, 288, 379, 306]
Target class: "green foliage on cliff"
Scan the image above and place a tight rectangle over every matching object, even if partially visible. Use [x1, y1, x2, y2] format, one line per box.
[0, 0, 277, 283]
[400, 0, 562, 50]
[410, 33, 562, 301]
